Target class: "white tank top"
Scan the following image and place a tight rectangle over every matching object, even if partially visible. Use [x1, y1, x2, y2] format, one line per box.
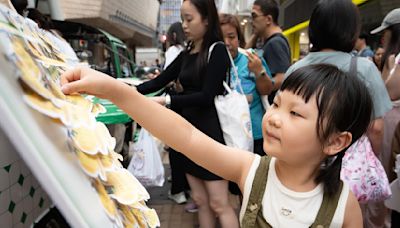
[240, 155, 349, 228]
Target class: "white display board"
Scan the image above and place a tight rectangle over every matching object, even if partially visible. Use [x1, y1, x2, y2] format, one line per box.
[0, 27, 115, 228]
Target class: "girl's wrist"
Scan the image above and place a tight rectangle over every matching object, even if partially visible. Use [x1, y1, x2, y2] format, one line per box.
[109, 80, 132, 103]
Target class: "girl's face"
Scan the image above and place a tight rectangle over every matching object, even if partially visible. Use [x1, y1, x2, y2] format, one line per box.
[262, 91, 324, 165]
[181, 1, 208, 44]
[221, 23, 239, 58]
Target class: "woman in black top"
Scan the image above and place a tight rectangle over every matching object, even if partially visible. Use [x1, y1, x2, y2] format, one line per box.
[137, 0, 239, 227]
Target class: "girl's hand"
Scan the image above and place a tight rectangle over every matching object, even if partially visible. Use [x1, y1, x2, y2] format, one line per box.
[247, 51, 263, 75]
[61, 67, 119, 99]
[149, 96, 166, 106]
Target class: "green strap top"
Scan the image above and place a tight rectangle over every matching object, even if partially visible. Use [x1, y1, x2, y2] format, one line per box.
[242, 156, 344, 228]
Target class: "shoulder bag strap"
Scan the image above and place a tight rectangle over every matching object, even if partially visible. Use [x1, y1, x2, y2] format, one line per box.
[242, 156, 272, 228]
[310, 181, 344, 228]
[208, 42, 245, 95]
[349, 56, 358, 77]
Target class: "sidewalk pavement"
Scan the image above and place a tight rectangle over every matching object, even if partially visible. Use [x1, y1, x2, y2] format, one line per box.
[146, 165, 199, 228]
[145, 150, 241, 228]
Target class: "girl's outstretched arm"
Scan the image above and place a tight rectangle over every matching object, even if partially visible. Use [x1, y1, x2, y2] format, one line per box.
[61, 67, 255, 190]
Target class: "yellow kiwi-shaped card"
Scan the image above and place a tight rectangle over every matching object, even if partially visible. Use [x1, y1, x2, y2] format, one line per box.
[23, 91, 63, 119]
[105, 169, 150, 205]
[75, 150, 105, 179]
[70, 125, 101, 155]
[99, 151, 123, 171]
[61, 101, 96, 129]
[91, 103, 107, 116]
[92, 179, 119, 220]
[95, 122, 116, 153]
[128, 202, 160, 228]
[65, 94, 93, 112]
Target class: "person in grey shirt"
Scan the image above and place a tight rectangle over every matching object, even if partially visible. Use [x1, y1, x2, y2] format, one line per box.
[246, 0, 291, 103]
[285, 0, 392, 157]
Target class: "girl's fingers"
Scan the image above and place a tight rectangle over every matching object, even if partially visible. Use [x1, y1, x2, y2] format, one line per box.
[60, 67, 88, 94]
[61, 80, 86, 95]
[61, 68, 83, 84]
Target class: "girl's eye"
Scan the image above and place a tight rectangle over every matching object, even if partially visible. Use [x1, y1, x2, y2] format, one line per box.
[271, 102, 278, 108]
[290, 111, 302, 117]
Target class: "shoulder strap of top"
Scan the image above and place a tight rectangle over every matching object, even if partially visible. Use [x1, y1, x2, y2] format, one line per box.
[242, 156, 272, 228]
[349, 56, 358, 77]
[207, 41, 224, 62]
[264, 33, 290, 49]
[310, 181, 344, 228]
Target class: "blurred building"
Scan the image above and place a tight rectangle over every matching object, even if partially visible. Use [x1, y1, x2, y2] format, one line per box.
[34, 0, 161, 47]
[158, 0, 182, 38]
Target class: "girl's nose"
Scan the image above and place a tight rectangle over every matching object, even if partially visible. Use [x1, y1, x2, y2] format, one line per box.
[267, 114, 282, 128]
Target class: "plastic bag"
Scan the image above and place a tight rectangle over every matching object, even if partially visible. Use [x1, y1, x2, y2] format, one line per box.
[127, 128, 164, 187]
[215, 81, 253, 152]
[341, 135, 392, 203]
[209, 42, 253, 152]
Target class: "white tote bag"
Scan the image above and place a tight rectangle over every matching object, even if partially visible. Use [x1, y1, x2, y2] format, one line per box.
[127, 128, 165, 187]
[210, 42, 253, 152]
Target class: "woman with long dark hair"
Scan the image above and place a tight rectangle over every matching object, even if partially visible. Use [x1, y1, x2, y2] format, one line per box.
[136, 0, 239, 227]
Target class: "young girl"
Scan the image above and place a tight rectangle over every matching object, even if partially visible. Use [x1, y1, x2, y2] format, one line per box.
[61, 63, 371, 227]
[115, 0, 239, 227]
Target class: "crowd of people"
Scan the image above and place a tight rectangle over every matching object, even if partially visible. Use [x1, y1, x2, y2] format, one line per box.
[58, 0, 400, 227]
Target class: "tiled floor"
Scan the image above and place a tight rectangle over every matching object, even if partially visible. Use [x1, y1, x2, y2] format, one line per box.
[146, 151, 241, 228]
[149, 203, 198, 228]
[146, 161, 199, 228]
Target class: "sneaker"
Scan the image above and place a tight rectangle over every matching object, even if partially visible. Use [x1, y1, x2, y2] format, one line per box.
[184, 202, 198, 213]
[168, 191, 187, 204]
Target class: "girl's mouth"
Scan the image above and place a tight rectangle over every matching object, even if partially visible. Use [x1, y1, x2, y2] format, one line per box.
[266, 131, 280, 141]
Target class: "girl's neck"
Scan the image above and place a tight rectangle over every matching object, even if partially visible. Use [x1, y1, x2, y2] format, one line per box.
[274, 159, 320, 192]
[191, 39, 203, 53]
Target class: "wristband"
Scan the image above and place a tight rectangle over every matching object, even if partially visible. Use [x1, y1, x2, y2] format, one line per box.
[165, 94, 171, 108]
[256, 69, 266, 80]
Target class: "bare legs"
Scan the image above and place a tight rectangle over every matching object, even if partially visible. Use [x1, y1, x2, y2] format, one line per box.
[186, 174, 239, 228]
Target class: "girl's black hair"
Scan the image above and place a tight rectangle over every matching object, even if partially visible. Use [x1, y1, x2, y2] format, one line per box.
[281, 64, 373, 197]
[381, 23, 400, 71]
[167, 22, 186, 47]
[309, 0, 360, 53]
[183, 0, 224, 78]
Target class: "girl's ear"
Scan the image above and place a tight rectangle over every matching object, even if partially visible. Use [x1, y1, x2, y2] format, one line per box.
[323, 132, 352, 156]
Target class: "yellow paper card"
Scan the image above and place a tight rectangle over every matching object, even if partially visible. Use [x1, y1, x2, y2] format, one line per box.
[105, 169, 150, 205]
[92, 179, 118, 220]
